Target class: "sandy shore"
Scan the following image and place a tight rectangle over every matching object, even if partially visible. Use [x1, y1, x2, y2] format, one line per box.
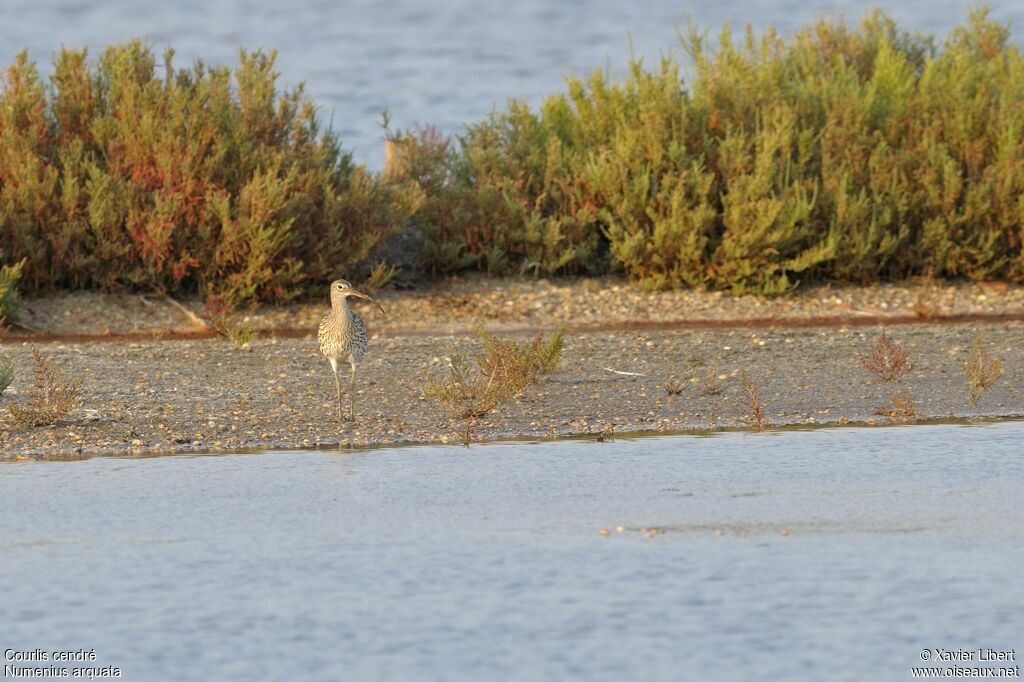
[2, 277, 1023, 457]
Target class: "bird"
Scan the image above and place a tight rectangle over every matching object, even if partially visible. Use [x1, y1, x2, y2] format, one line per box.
[318, 279, 385, 422]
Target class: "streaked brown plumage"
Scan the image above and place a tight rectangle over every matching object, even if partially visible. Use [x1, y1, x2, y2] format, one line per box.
[318, 279, 385, 421]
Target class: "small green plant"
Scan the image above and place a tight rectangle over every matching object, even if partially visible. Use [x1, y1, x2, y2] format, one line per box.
[532, 326, 566, 375]
[0, 257, 25, 328]
[205, 296, 257, 347]
[477, 324, 565, 387]
[737, 372, 768, 431]
[663, 377, 683, 396]
[696, 354, 725, 397]
[216, 317, 257, 347]
[964, 335, 1002, 407]
[424, 355, 504, 415]
[424, 327, 565, 443]
[8, 347, 83, 427]
[690, 353, 725, 423]
[860, 330, 912, 382]
[0, 356, 13, 397]
[422, 355, 507, 445]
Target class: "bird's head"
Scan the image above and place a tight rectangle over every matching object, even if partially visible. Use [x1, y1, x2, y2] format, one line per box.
[330, 279, 385, 315]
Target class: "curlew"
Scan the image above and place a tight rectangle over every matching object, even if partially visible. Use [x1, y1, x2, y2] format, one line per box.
[318, 279, 385, 421]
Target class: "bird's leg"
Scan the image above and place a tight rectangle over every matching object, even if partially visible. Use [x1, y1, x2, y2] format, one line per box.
[349, 361, 357, 422]
[327, 357, 343, 421]
[333, 368, 343, 421]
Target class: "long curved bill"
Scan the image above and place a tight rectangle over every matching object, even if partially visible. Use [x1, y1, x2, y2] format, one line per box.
[351, 290, 385, 316]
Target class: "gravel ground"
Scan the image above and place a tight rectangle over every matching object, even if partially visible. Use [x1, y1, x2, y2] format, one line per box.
[2, 310, 1022, 457]
[13, 275, 1024, 338]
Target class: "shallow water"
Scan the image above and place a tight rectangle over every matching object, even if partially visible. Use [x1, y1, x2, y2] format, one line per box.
[1, 421, 1022, 681]
[2, 1, 1021, 167]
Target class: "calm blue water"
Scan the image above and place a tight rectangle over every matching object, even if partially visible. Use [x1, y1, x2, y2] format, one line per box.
[1, 422, 1022, 681]
[1, 1, 1021, 167]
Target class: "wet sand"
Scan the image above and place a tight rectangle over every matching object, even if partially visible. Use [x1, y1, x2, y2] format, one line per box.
[2, 281, 1022, 456]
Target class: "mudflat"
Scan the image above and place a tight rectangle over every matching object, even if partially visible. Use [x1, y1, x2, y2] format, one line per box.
[2, 277, 1022, 457]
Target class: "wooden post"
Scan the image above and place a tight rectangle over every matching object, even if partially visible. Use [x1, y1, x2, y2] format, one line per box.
[383, 138, 413, 181]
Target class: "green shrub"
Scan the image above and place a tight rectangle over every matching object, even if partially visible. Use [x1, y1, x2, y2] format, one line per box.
[423, 327, 565, 443]
[406, 7, 1024, 293]
[0, 256, 25, 326]
[4, 10, 1024, 299]
[0, 42, 422, 304]
[396, 114, 601, 277]
[477, 323, 565, 386]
